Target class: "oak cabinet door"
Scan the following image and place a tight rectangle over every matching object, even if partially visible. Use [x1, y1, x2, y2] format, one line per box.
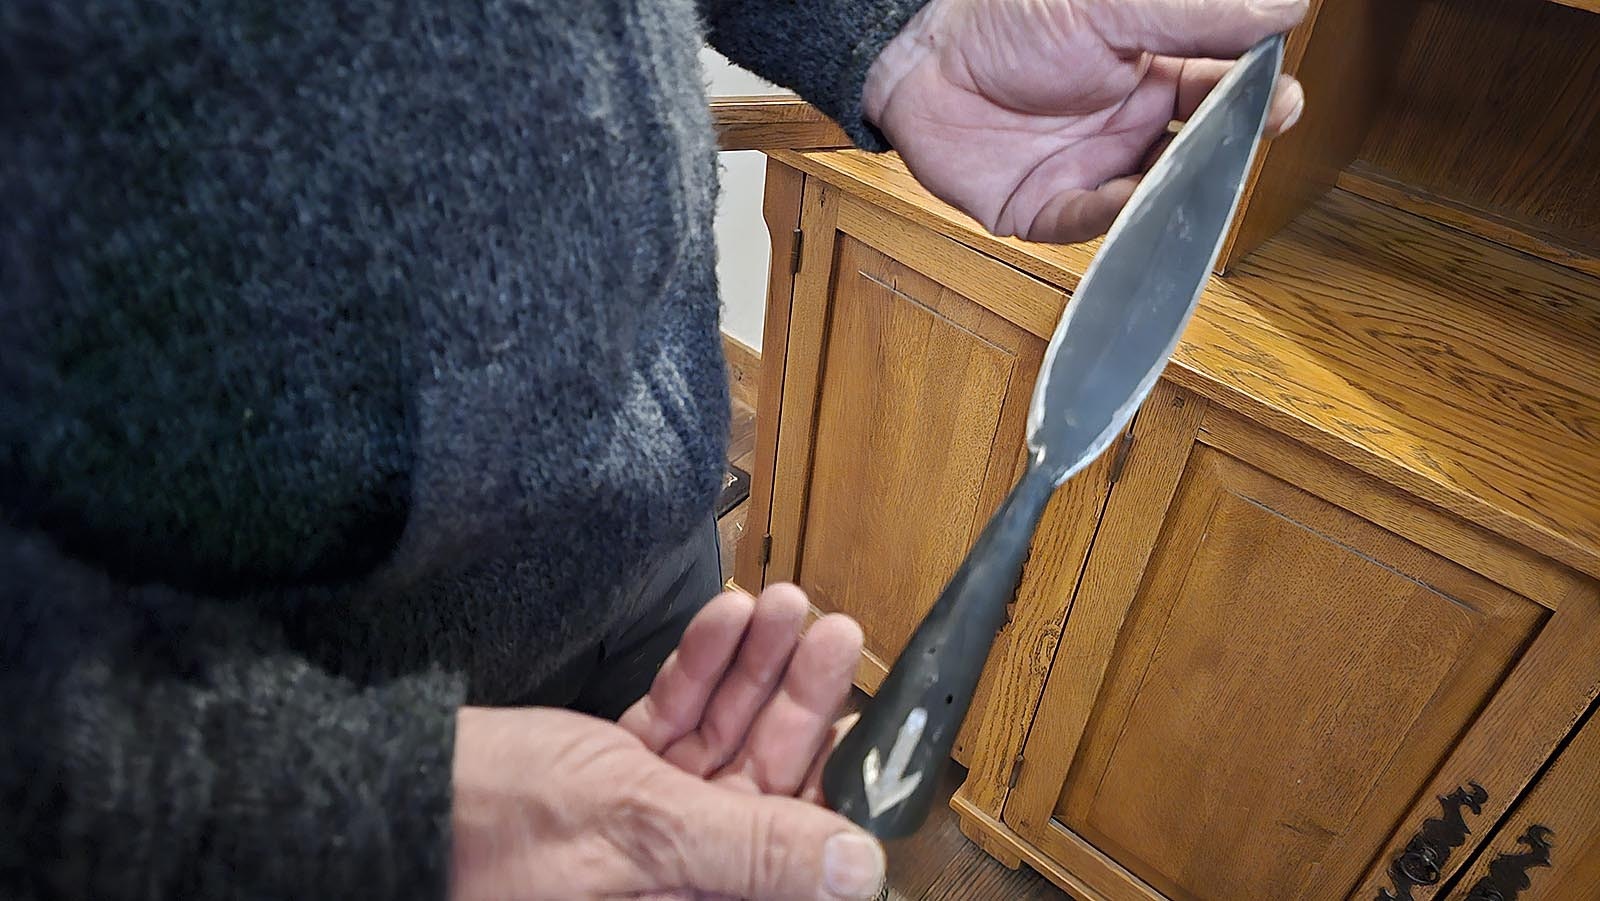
[1447, 701, 1600, 901]
[763, 182, 1066, 754]
[1005, 391, 1600, 901]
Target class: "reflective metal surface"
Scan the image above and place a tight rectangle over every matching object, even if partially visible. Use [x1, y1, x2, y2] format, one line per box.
[1027, 33, 1286, 485]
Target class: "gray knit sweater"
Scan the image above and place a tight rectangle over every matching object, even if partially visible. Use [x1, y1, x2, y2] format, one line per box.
[0, 1, 925, 897]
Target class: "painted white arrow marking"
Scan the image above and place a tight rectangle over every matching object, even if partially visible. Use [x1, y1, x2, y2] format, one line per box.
[862, 707, 927, 818]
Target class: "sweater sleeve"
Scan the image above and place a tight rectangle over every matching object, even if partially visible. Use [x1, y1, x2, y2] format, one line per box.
[0, 523, 466, 900]
[700, 0, 933, 151]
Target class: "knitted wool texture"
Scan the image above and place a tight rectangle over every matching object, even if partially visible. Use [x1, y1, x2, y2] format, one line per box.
[0, 0, 926, 896]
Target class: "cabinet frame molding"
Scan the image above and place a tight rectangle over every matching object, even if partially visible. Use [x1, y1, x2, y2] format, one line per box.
[733, 157, 808, 595]
[1195, 408, 1587, 613]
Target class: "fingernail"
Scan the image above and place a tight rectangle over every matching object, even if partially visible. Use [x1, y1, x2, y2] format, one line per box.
[1284, 87, 1306, 132]
[1253, 0, 1309, 14]
[823, 832, 885, 899]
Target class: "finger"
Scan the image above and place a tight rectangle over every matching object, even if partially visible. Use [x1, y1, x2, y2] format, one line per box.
[1084, 0, 1309, 58]
[1026, 174, 1141, 244]
[661, 583, 809, 775]
[715, 614, 864, 796]
[633, 769, 886, 901]
[618, 591, 755, 752]
[1165, 57, 1305, 134]
[801, 711, 861, 805]
[1138, 129, 1178, 173]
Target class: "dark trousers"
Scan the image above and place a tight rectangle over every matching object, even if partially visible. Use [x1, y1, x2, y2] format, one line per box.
[527, 516, 723, 720]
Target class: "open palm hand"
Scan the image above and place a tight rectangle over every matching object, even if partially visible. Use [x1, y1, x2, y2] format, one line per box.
[619, 583, 864, 804]
[864, 0, 1309, 243]
[450, 586, 880, 901]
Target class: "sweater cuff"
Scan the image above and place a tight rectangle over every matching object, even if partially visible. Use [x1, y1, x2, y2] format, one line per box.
[0, 518, 470, 900]
[705, 0, 934, 152]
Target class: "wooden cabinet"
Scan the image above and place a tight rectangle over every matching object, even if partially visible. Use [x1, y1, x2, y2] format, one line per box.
[1005, 399, 1598, 900]
[769, 188, 1054, 675]
[748, 175, 1106, 762]
[734, 163, 1600, 898]
[1450, 704, 1600, 901]
[724, 0, 1600, 897]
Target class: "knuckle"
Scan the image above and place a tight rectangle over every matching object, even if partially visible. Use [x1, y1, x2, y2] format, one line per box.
[600, 774, 693, 886]
[746, 806, 795, 894]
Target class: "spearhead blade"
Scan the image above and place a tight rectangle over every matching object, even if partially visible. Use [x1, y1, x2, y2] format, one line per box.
[1026, 33, 1285, 484]
[822, 34, 1285, 842]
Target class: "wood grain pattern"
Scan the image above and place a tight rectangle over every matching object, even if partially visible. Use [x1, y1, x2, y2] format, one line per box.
[955, 802, 1025, 871]
[1006, 381, 1208, 840]
[1449, 701, 1600, 901]
[734, 158, 805, 594]
[1196, 406, 1588, 611]
[1355, 0, 1600, 247]
[919, 838, 1071, 901]
[1003, 400, 1568, 901]
[1217, 0, 1416, 270]
[766, 179, 842, 591]
[872, 750, 1064, 900]
[956, 445, 1119, 816]
[766, 153, 1600, 579]
[788, 234, 1039, 752]
[953, 793, 1116, 901]
[837, 197, 1067, 339]
[1340, 164, 1600, 279]
[861, 198, 1085, 773]
[1028, 820, 1167, 901]
[768, 187, 1052, 760]
[1212, 0, 1324, 273]
[710, 96, 851, 152]
[721, 333, 761, 409]
[1052, 437, 1543, 900]
[1175, 190, 1600, 581]
[795, 235, 1018, 658]
[1352, 580, 1600, 900]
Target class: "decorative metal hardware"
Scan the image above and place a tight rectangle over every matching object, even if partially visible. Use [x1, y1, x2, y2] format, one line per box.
[1463, 825, 1554, 901]
[1377, 781, 1488, 901]
[791, 228, 804, 273]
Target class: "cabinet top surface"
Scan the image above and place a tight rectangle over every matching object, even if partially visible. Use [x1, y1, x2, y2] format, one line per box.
[773, 149, 1600, 579]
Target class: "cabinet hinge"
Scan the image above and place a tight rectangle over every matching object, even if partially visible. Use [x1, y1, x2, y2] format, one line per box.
[760, 534, 773, 565]
[1007, 753, 1026, 790]
[790, 229, 804, 274]
[1107, 429, 1136, 484]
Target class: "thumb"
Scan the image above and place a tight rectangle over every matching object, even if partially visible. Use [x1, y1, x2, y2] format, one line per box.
[648, 769, 886, 900]
[1084, 0, 1308, 58]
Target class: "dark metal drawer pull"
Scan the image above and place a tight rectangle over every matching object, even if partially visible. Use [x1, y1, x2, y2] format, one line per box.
[1463, 825, 1554, 901]
[1377, 781, 1488, 901]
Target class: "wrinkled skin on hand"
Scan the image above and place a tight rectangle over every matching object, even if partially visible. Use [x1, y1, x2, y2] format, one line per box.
[451, 584, 881, 901]
[864, 0, 1310, 243]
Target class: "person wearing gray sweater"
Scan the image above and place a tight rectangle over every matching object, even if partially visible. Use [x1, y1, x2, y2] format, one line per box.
[0, 0, 1306, 897]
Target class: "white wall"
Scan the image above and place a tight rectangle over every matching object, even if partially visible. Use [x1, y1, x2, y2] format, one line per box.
[701, 48, 790, 352]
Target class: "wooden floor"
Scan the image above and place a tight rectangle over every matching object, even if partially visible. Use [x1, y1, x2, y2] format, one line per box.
[719, 392, 1066, 900]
